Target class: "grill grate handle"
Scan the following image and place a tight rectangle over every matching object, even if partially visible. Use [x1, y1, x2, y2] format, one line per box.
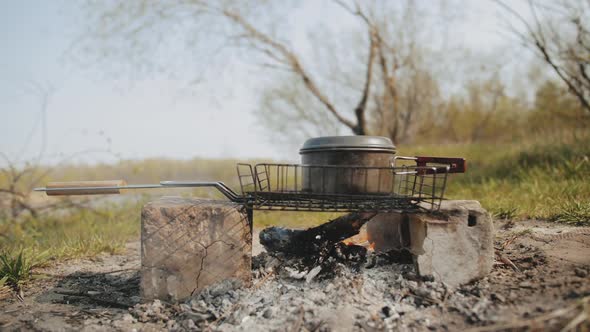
[34, 180, 242, 202]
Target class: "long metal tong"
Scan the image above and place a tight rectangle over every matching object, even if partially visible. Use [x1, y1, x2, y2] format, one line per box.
[34, 180, 242, 202]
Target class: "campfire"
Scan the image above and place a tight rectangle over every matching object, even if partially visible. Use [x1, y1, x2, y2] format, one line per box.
[34, 135, 489, 303]
[29, 136, 511, 330]
[258, 211, 417, 281]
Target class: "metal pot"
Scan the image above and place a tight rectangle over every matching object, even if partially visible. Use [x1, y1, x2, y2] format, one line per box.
[299, 136, 396, 194]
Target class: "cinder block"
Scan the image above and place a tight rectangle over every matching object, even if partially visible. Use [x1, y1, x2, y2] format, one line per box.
[140, 197, 252, 301]
[365, 201, 494, 287]
[408, 200, 494, 287]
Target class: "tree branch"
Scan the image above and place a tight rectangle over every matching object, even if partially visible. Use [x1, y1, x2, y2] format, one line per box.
[221, 9, 358, 131]
[536, 40, 590, 112]
[495, 0, 590, 113]
[376, 38, 400, 141]
[351, 31, 376, 135]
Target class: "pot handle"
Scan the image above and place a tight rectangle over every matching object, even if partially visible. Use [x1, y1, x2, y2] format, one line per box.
[415, 157, 466, 173]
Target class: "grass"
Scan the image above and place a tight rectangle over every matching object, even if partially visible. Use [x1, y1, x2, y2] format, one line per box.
[0, 275, 10, 299]
[0, 251, 34, 289]
[405, 138, 590, 223]
[255, 138, 590, 227]
[549, 201, 590, 226]
[0, 200, 141, 289]
[0, 201, 140, 263]
[0, 137, 588, 288]
[254, 210, 346, 229]
[492, 206, 519, 220]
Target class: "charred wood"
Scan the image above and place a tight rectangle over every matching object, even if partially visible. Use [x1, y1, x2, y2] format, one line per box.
[259, 212, 377, 256]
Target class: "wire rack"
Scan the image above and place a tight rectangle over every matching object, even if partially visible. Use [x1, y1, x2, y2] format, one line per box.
[236, 156, 456, 212]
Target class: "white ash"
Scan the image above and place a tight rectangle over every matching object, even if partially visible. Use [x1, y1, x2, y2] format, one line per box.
[129, 252, 499, 331]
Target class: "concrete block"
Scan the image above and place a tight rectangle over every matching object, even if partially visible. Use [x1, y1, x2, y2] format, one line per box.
[408, 200, 494, 287]
[140, 197, 252, 302]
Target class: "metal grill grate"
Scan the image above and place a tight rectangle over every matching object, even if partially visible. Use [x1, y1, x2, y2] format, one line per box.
[236, 157, 456, 212]
[34, 156, 463, 214]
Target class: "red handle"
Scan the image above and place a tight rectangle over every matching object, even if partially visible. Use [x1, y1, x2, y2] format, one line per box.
[415, 157, 466, 173]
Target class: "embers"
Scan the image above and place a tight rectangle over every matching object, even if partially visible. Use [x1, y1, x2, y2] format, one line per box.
[259, 212, 414, 281]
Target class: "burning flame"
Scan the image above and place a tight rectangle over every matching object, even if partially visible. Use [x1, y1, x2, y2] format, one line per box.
[342, 226, 375, 251]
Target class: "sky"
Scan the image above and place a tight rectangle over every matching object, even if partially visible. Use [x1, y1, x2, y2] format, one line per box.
[0, 0, 529, 166]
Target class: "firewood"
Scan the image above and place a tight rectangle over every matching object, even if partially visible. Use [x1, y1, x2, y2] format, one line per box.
[259, 212, 377, 255]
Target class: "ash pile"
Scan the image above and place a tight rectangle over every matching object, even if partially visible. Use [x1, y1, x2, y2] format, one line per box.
[131, 249, 456, 331]
[129, 213, 498, 331]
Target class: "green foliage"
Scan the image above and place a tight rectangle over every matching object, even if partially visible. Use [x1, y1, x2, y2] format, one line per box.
[0, 251, 33, 287]
[550, 201, 590, 226]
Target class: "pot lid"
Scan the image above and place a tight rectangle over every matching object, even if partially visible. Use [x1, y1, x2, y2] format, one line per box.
[299, 136, 396, 153]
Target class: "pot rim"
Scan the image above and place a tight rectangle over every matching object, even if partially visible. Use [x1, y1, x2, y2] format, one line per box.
[299, 136, 396, 154]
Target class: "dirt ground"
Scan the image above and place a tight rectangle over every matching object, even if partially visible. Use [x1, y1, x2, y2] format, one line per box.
[1, 219, 589, 331]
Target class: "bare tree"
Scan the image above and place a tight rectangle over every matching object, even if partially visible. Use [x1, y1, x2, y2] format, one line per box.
[468, 76, 506, 142]
[222, 3, 375, 135]
[496, 0, 590, 114]
[76, 0, 449, 144]
[0, 83, 118, 219]
[0, 82, 53, 218]
[328, 1, 441, 143]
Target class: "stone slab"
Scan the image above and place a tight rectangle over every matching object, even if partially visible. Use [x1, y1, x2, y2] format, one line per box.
[140, 197, 252, 302]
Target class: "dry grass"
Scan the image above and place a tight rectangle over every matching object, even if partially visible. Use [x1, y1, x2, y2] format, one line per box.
[0, 137, 587, 288]
[0, 276, 11, 300]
